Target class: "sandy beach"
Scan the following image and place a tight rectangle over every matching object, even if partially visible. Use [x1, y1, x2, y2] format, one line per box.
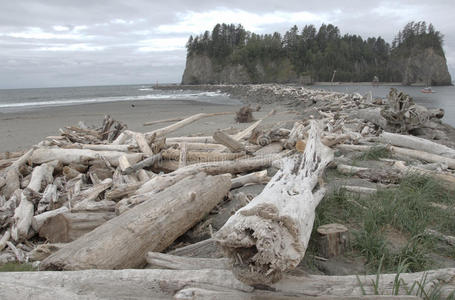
[0, 99, 289, 153]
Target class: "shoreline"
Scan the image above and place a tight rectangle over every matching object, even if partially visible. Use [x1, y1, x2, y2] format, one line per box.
[0, 98, 285, 153]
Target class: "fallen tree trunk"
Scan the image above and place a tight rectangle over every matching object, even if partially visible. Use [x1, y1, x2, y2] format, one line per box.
[215, 120, 334, 285]
[146, 252, 229, 270]
[379, 131, 455, 159]
[41, 172, 231, 270]
[0, 268, 451, 299]
[39, 211, 116, 243]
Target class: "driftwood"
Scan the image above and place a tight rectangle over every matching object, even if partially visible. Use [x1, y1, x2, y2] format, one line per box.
[39, 212, 116, 243]
[146, 252, 230, 270]
[213, 130, 246, 153]
[0, 268, 451, 299]
[168, 238, 223, 258]
[41, 173, 231, 270]
[379, 131, 455, 158]
[215, 121, 334, 285]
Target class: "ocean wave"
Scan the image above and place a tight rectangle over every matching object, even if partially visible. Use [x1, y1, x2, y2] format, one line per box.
[138, 88, 154, 91]
[0, 91, 236, 110]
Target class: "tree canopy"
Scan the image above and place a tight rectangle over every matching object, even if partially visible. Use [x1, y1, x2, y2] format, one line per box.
[186, 22, 445, 83]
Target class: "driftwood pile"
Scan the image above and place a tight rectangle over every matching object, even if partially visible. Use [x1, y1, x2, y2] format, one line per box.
[1, 85, 455, 299]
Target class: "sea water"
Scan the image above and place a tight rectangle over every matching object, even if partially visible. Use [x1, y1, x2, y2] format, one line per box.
[0, 84, 240, 113]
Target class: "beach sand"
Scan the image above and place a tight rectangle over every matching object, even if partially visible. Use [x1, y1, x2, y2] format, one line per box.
[0, 99, 290, 153]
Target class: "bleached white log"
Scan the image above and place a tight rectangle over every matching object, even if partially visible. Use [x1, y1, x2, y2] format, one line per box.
[30, 148, 142, 167]
[231, 170, 269, 189]
[28, 162, 54, 193]
[0, 229, 10, 251]
[72, 199, 116, 212]
[343, 185, 377, 194]
[0, 268, 448, 299]
[11, 191, 35, 241]
[215, 120, 334, 285]
[379, 131, 455, 158]
[80, 144, 133, 152]
[1, 147, 35, 199]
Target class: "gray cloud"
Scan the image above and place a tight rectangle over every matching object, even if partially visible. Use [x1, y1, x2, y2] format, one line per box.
[0, 1, 453, 88]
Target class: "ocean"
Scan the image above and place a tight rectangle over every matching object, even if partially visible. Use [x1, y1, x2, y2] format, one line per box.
[0, 84, 454, 126]
[0, 84, 240, 113]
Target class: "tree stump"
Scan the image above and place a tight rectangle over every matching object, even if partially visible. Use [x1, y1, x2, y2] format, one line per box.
[317, 223, 350, 258]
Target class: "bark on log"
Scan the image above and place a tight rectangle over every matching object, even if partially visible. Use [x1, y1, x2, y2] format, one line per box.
[379, 132, 455, 159]
[41, 173, 231, 270]
[317, 223, 350, 258]
[215, 120, 334, 285]
[0, 268, 449, 299]
[39, 212, 116, 243]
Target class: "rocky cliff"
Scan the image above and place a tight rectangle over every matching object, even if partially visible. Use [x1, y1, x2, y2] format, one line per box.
[181, 55, 298, 85]
[397, 47, 452, 86]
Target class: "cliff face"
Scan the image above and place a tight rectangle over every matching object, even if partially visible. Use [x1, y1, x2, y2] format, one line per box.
[181, 55, 298, 84]
[396, 48, 452, 86]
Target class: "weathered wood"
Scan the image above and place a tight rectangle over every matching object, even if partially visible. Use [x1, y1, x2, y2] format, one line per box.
[168, 238, 222, 258]
[123, 153, 162, 175]
[178, 143, 188, 168]
[105, 182, 142, 201]
[146, 252, 229, 270]
[30, 148, 143, 167]
[424, 229, 455, 246]
[29, 243, 65, 261]
[28, 162, 54, 193]
[39, 212, 116, 243]
[233, 109, 276, 141]
[32, 206, 69, 231]
[42, 173, 231, 270]
[11, 190, 35, 241]
[1, 147, 35, 199]
[379, 131, 455, 158]
[162, 148, 245, 162]
[146, 112, 229, 138]
[392, 161, 455, 186]
[143, 111, 234, 127]
[215, 121, 334, 285]
[131, 131, 154, 155]
[213, 130, 246, 152]
[317, 223, 350, 258]
[231, 170, 269, 189]
[70, 178, 112, 205]
[0, 268, 447, 299]
[0, 229, 10, 251]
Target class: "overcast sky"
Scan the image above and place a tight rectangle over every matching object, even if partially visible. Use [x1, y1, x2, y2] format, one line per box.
[0, 0, 454, 89]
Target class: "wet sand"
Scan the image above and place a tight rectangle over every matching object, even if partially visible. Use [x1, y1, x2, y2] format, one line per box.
[0, 99, 288, 153]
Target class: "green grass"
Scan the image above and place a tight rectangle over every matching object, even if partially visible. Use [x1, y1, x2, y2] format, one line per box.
[314, 174, 455, 273]
[0, 262, 36, 272]
[359, 146, 391, 160]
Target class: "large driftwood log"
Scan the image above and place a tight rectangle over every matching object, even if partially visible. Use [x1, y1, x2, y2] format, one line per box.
[379, 131, 455, 158]
[41, 173, 231, 270]
[0, 268, 451, 299]
[39, 212, 116, 243]
[215, 121, 334, 285]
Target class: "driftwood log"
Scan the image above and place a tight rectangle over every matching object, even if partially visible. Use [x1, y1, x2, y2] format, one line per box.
[215, 121, 334, 285]
[41, 172, 231, 270]
[0, 267, 451, 299]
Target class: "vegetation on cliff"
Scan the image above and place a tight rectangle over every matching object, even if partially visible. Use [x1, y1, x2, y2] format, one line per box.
[185, 21, 450, 84]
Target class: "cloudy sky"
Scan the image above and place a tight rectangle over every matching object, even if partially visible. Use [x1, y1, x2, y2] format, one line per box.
[0, 0, 454, 89]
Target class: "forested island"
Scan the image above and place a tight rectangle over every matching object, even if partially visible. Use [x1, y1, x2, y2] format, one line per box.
[182, 21, 452, 85]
